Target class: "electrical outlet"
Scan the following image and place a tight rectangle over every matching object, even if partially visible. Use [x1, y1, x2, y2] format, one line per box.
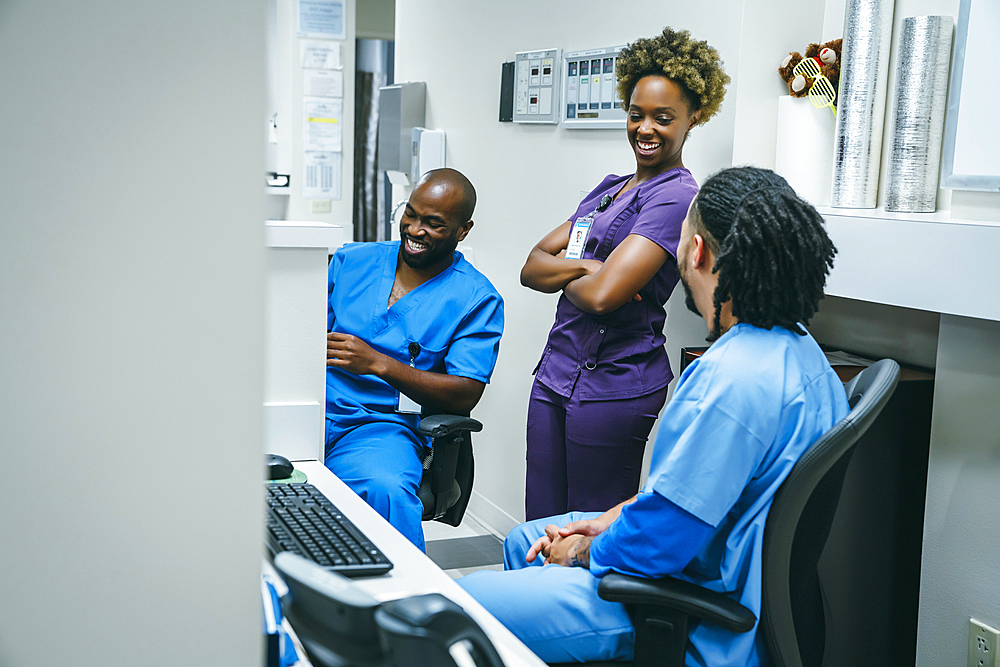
[310, 199, 332, 214]
[969, 618, 1000, 667]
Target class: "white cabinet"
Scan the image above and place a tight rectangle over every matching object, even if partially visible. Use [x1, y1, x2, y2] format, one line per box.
[264, 221, 344, 460]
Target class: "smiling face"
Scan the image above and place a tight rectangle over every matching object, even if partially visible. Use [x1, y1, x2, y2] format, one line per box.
[398, 180, 472, 271]
[627, 75, 701, 178]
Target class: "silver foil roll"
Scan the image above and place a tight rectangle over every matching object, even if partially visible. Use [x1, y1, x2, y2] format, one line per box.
[885, 16, 954, 213]
[832, 0, 895, 208]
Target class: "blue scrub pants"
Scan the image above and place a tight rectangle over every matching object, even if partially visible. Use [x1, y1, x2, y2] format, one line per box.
[458, 512, 635, 663]
[325, 420, 426, 551]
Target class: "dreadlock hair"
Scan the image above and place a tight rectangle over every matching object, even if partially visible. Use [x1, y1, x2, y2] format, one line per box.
[689, 167, 836, 340]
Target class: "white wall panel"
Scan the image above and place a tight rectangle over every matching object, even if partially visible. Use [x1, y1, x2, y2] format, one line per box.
[917, 316, 1000, 666]
[0, 2, 265, 665]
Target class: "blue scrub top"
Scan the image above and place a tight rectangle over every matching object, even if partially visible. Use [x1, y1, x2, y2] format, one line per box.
[594, 323, 849, 667]
[325, 241, 504, 437]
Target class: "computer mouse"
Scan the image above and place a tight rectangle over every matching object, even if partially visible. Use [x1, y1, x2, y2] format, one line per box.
[264, 453, 295, 480]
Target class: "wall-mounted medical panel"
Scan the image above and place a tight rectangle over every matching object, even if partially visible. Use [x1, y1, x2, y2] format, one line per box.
[562, 45, 626, 129]
[513, 48, 560, 124]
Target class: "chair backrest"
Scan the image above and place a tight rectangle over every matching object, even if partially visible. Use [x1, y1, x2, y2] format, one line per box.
[418, 432, 473, 525]
[760, 359, 901, 667]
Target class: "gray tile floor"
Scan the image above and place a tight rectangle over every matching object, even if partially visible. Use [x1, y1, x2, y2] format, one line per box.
[443, 563, 503, 580]
[423, 513, 506, 579]
[426, 534, 505, 570]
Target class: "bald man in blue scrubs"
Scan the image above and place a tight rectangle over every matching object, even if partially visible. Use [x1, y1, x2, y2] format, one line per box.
[325, 168, 503, 551]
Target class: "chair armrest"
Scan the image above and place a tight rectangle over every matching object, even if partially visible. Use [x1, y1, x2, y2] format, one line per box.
[418, 414, 483, 438]
[597, 573, 756, 633]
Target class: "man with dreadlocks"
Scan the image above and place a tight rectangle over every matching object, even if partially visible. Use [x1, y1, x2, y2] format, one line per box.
[460, 167, 850, 666]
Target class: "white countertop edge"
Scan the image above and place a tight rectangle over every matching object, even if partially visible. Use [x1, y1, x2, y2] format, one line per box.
[266, 220, 345, 251]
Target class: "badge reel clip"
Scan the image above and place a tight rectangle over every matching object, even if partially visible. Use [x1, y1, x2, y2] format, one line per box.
[564, 194, 613, 260]
[397, 342, 423, 414]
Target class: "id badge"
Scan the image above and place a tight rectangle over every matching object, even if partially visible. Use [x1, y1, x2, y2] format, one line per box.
[565, 215, 592, 260]
[397, 391, 422, 414]
[396, 342, 423, 414]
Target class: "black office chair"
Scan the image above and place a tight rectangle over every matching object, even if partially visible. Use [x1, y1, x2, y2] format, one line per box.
[417, 414, 483, 526]
[590, 358, 901, 667]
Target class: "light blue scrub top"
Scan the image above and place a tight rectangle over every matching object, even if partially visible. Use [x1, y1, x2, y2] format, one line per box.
[592, 323, 849, 667]
[325, 241, 504, 439]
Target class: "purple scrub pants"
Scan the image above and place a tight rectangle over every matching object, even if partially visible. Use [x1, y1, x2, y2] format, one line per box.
[525, 379, 667, 521]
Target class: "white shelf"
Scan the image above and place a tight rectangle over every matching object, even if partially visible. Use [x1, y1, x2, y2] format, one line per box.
[265, 220, 344, 253]
[817, 205, 1000, 228]
[822, 209, 1000, 322]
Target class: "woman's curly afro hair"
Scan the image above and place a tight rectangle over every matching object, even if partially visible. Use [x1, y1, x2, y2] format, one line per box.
[616, 26, 730, 125]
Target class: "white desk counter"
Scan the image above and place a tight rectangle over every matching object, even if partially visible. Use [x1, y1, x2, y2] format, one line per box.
[281, 461, 546, 667]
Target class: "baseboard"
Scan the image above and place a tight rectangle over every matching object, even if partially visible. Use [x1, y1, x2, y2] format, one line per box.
[466, 491, 520, 539]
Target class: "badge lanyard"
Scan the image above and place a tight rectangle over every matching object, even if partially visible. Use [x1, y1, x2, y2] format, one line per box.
[564, 194, 613, 260]
[396, 341, 422, 414]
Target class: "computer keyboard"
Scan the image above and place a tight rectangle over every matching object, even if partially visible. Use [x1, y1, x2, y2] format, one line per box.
[265, 483, 393, 578]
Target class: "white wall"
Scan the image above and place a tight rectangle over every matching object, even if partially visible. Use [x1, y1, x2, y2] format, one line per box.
[918, 315, 1000, 666]
[729, 1, 826, 168]
[0, 2, 264, 665]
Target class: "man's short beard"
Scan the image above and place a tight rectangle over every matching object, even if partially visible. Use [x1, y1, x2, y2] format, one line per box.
[680, 277, 721, 343]
[681, 277, 700, 319]
[399, 230, 460, 269]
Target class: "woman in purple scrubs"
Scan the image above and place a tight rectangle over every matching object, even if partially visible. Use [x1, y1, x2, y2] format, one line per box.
[519, 27, 730, 520]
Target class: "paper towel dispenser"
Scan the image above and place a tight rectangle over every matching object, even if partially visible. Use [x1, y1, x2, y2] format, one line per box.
[411, 128, 446, 183]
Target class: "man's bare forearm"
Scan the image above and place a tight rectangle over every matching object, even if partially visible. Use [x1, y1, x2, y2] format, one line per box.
[374, 355, 484, 414]
[601, 495, 637, 526]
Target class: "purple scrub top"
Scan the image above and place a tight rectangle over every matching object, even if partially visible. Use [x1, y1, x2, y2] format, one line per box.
[534, 167, 698, 400]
